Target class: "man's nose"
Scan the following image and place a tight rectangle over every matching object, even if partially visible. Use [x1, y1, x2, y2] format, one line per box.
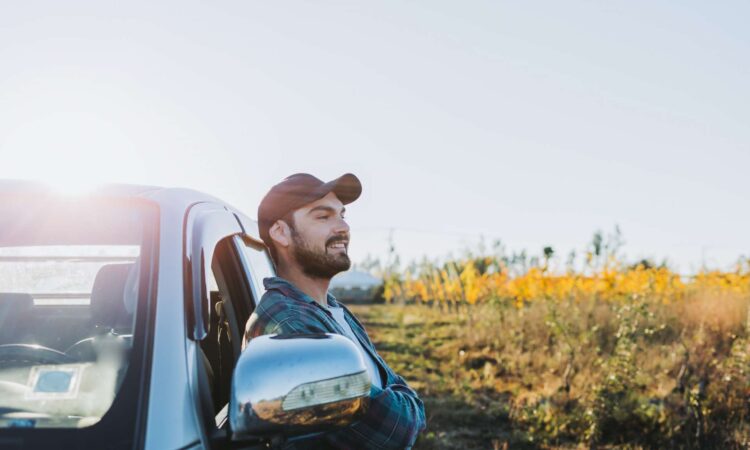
[333, 216, 350, 234]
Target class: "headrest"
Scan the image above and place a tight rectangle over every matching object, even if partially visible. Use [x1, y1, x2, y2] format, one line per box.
[0, 293, 34, 330]
[90, 263, 135, 330]
[0, 293, 34, 310]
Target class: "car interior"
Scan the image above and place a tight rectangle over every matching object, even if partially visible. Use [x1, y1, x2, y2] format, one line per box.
[198, 238, 256, 425]
[0, 262, 138, 365]
[0, 236, 259, 432]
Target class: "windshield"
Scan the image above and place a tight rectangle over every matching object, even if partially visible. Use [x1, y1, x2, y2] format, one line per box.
[0, 197, 156, 431]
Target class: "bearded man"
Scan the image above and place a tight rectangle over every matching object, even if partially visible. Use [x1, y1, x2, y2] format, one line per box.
[243, 173, 426, 450]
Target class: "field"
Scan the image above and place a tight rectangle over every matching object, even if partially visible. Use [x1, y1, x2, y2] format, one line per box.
[349, 239, 750, 449]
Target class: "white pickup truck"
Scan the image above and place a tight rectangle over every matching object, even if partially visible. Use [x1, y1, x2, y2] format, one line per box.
[0, 181, 371, 450]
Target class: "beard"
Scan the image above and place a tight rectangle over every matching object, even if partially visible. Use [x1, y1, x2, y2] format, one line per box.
[290, 227, 351, 280]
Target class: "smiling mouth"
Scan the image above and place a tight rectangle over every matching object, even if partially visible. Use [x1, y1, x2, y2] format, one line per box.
[327, 241, 348, 251]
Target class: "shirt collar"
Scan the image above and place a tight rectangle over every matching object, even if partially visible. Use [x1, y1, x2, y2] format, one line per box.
[263, 276, 341, 308]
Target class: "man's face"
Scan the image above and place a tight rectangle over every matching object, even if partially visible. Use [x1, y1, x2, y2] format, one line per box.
[285, 192, 351, 279]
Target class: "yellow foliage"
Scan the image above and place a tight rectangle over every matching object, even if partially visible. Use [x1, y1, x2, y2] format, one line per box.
[390, 258, 750, 305]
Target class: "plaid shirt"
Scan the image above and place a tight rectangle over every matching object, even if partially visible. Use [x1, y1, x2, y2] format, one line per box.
[243, 277, 426, 450]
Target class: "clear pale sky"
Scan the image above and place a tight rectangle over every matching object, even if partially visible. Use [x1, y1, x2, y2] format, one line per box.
[1, 1, 748, 273]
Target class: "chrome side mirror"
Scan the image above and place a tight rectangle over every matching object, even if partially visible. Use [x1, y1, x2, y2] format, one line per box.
[229, 334, 371, 441]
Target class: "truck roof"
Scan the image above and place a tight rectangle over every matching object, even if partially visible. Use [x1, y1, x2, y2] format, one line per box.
[0, 179, 261, 241]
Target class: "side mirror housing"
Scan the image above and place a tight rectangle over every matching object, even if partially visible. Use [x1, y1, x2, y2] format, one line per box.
[229, 334, 371, 441]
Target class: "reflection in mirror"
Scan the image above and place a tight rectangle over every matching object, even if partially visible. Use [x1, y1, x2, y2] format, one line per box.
[230, 333, 370, 441]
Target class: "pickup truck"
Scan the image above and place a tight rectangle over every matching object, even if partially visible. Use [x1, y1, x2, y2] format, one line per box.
[0, 181, 371, 450]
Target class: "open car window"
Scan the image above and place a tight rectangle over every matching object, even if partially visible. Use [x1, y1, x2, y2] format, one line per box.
[235, 237, 275, 305]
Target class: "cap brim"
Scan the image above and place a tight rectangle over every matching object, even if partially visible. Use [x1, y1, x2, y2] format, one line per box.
[320, 173, 362, 205]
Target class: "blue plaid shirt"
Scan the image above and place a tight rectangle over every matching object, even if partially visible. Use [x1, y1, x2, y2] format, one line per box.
[243, 277, 426, 449]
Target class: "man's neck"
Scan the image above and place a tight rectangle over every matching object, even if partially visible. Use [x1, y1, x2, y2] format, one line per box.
[277, 266, 331, 306]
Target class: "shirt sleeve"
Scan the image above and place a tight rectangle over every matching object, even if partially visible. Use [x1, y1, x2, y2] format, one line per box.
[323, 374, 426, 450]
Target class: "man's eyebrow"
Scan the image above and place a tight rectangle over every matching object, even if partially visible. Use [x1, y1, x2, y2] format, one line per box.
[308, 206, 346, 215]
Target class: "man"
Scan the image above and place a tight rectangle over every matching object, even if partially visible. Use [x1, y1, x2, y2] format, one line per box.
[244, 173, 426, 450]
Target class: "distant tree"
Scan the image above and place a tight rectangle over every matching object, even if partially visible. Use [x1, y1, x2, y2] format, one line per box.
[566, 250, 577, 273]
[628, 259, 655, 270]
[543, 246, 554, 271]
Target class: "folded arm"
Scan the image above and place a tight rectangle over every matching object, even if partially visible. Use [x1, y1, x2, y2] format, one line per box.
[245, 311, 426, 449]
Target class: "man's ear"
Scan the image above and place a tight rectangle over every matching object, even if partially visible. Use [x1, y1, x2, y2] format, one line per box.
[269, 220, 291, 249]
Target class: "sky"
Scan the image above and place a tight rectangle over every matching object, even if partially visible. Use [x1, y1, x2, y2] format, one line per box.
[0, 1, 748, 273]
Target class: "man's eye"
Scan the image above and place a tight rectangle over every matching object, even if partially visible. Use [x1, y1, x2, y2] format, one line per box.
[317, 215, 328, 220]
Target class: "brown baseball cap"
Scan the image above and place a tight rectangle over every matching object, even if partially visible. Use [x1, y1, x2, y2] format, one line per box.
[257, 173, 362, 249]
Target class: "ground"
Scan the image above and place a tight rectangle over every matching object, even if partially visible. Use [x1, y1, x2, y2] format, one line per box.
[349, 303, 518, 450]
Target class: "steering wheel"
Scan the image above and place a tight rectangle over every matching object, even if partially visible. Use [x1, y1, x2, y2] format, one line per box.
[0, 344, 75, 366]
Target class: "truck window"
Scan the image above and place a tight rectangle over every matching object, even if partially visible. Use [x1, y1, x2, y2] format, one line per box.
[234, 236, 275, 305]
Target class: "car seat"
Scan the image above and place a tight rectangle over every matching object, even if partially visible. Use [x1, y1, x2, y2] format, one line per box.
[0, 293, 34, 345]
[65, 263, 135, 360]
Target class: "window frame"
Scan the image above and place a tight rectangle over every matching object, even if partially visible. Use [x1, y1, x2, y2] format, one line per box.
[232, 235, 276, 309]
[183, 203, 243, 342]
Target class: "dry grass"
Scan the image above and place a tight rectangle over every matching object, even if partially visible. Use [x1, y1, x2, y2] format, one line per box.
[349, 290, 750, 449]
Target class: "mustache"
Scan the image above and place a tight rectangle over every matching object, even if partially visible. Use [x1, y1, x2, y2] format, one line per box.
[325, 234, 350, 247]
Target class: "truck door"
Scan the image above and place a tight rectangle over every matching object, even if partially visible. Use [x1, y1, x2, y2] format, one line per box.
[184, 205, 281, 449]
